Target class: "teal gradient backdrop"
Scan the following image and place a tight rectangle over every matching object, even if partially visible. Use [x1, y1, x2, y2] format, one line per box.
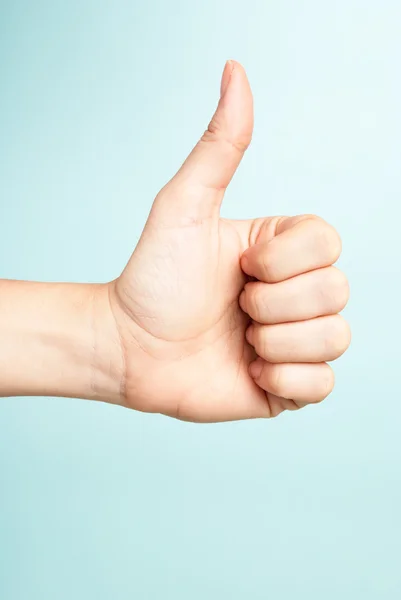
[1, 1, 400, 598]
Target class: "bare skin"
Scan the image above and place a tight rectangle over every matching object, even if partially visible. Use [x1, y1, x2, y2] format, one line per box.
[0, 61, 350, 422]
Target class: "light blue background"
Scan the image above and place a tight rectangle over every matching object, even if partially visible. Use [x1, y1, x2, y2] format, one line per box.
[1, 1, 400, 598]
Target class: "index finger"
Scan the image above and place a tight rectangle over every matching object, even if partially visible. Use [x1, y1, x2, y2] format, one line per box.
[240, 215, 342, 283]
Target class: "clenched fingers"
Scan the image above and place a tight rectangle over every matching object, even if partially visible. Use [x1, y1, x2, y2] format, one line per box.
[246, 314, 351, 363]
[239, 266, 349, 324]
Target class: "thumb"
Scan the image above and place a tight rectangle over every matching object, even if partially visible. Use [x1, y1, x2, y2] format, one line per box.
[157, 61, 254, 218]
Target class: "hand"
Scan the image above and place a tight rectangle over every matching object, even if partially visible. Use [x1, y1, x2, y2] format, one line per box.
[106, 60, 351, 422]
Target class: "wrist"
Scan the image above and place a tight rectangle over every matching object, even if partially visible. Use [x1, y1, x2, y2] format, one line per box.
[0, 280, 125, 404]
[90, 282, 126, 405]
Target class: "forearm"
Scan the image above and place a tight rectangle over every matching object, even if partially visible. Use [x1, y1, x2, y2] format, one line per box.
[0, 280, 124, 403]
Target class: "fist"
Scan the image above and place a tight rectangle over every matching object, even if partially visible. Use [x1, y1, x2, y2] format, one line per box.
[239, 215, 350, 413]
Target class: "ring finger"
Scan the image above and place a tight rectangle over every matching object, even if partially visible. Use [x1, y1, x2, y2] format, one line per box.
[246, 314, 351, 363]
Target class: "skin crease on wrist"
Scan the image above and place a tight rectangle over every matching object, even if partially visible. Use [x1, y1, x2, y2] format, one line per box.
[1, 60, 351, 423]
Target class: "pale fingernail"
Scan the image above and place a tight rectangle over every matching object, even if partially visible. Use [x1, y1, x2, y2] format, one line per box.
[240, 254, 250, 274]
[220, 59, 234, 99]
[246, 324, 255, 345]
[249, 358, 263, 379]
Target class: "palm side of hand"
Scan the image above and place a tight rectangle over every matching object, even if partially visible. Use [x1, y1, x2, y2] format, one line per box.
[111, 211, 269, 421]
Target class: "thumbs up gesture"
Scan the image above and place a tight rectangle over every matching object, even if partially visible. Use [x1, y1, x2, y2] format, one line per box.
[109, 61, 350, 422]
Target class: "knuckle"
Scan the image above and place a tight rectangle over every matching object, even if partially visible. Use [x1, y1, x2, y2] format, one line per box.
[308, 217, 342, 264]
[327, 315, 352, 358]
[321, 223, 342, 264]
[246, 282, 273, 323]
[203, 115, 223, 143]
[316, 366, 335, 402]
[265, 364, 285, 397]
[259, 249, 275, 281]
[256, 326, 275, 361]
[203, 117, 251, 154]
[325, 267, 350, 312]
[322, 366, 335, 399]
